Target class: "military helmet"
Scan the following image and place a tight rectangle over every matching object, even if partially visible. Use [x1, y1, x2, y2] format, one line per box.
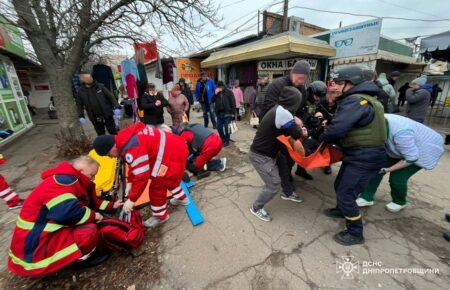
[307, 81, 327, 98]
[331, 66, 365, 85]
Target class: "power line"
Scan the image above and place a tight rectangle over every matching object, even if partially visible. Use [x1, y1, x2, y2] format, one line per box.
[374, 0, 445, 20]
[290, 5, 450, 22]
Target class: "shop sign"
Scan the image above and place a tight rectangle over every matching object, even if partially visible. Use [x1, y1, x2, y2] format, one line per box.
[258, 58, 317, 71]
[0, 15, 26, 58]
[329, 19, 382, 58]
[176, 58, 215, 90]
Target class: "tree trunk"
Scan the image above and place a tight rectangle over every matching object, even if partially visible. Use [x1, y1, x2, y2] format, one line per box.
[47, 67, 92, 156]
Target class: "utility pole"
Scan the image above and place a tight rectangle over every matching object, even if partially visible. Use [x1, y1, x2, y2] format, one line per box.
[257, 10, 260, 35]
[282, 0, 289, 32]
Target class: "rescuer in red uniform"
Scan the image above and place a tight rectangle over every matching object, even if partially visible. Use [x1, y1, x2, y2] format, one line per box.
[93, 122, 190, 228]
[174, 122, 226, 178]
[8, 156, 120, 277]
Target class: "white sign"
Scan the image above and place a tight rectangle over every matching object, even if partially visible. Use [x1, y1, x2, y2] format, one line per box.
[330, 19, 382, 58]
[258, 58, 317, 71]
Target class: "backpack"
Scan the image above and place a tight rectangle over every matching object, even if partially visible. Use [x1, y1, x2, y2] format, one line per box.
[98, 210, 146, 254]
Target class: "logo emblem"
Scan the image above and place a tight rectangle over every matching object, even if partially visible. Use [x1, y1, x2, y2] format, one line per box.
[125, 153, 133, 164]
[336, 256, 359, 279]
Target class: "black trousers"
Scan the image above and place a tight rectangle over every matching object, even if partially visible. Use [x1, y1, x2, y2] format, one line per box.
[334, 150, 386, 237]
[92, 116, 117, 136]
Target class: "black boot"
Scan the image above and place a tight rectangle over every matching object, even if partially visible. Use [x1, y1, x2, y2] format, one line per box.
[196, 170, 211, 179]
[445, 135, 450, 145]
[333, 230, 364, 246]
[323, 166, 332, 175]
[324, 207, 345, 219]
[295, 166, 313, 180]
[445, 213, 450, 222]
[444, 233, 450, 242]
[75, 251, 110, 269]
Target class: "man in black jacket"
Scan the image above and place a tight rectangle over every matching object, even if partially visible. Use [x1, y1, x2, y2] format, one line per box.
[260, 60, 313, 186]
[140, 83, 169, 126]
[250, 87, 307, 222]
[76, 73, 121, 135]
[212, 81, 235, 146]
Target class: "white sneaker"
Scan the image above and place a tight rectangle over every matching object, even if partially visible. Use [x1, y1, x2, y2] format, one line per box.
[170, 197, 190, 206]
[386, 202, 406, 213]
[356, 197, 374, 207]
[220, 157, 227, 172]
[144, 215, 170, 228]
[250, 206, 272, 222]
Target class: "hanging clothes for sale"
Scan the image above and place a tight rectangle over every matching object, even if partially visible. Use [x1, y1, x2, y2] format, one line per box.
[161, 57, 176, 84]
[92, 63, 117, 93]
[120, 59, 140, 99]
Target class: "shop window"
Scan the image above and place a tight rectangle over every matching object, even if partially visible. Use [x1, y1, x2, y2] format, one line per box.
[3, 101, 24, 130]
[19, 99, 31, 124]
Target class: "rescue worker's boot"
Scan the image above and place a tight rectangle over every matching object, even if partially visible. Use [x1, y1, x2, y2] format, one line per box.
[323, 166, 332, 175]
[324, 207, 345, 219]
[144, 215, 170, 228]
[188, 161, 211, 179]
[333, 230, 364, 246]
[444, 233, 450, 242]
[295, 166, 313, 180]
[170, 197, 190, 206]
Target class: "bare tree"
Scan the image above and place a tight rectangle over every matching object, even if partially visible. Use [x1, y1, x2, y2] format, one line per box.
[1, 0, 219, 153]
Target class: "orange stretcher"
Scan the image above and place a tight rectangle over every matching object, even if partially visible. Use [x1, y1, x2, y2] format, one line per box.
[277, 135, 342, 169]
[129, 168, 173, 208]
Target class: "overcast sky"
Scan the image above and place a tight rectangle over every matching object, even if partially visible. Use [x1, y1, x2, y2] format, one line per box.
[117, 0, 450, 57]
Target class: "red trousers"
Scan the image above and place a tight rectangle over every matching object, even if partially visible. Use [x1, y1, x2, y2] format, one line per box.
[149, 145, 188, 221]
[194, 134, 223, 171]
[73, 223, 98, 257]
[0, 174, 20, 207]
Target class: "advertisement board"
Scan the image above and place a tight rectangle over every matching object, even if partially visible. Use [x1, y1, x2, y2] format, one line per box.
[176, 58, 215, 90]
[0, 15, 26, 58]
[329, 19, 382, 58]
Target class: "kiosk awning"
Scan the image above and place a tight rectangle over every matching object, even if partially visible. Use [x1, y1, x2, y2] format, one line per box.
[201, 32, 335, 68]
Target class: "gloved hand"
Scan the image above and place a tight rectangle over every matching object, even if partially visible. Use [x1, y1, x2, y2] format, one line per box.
[79, 117, 86, 125]
[379, 168, 388, 174]
[123, 199, 135, 213]
[125, 183, 132, 197]
[114, 108, 122, 116]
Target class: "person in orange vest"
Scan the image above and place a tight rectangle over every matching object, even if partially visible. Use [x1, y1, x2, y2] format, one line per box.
[0, 154, 23, 209]
[8, 156, 120, 277]
[93, 121, 190, 228]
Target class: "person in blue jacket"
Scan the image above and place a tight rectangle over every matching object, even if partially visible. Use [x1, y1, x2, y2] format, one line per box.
[318, 65, 387, 246]
[195, 71, 217, 128]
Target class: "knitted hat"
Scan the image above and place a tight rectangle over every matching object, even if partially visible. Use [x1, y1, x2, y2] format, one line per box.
[93, 135, 116, 156]
[279, 86, 302, 113]
[411, 75, 427, 86]
[291, 60, 311, 75]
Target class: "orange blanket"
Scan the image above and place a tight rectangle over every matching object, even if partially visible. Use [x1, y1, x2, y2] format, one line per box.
[277, 135, 342, 169]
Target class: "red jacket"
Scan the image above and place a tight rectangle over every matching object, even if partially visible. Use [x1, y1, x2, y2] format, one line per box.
[8, 162, 97, 277]
[115, 122, 188, 201]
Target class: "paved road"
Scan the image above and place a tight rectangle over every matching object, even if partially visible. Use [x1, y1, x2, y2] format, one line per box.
[0, 111, 449, 289]
[155, 112, 450, 289]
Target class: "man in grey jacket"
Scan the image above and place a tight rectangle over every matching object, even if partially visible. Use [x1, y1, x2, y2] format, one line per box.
[405, 76, 432, 123]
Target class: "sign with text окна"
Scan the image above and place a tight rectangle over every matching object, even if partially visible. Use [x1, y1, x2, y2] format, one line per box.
[258, 58, 318, 71]
[330, 19, 382, 58]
